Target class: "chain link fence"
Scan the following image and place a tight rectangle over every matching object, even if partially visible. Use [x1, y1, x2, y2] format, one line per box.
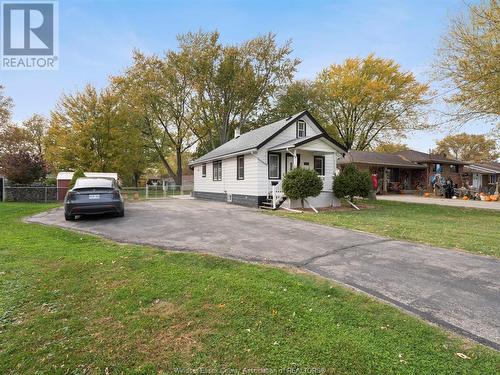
[1, 184, 193, 203]
[3, 186, 58, 202]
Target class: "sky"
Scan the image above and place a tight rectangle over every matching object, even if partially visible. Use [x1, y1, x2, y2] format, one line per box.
[1, 0, 491, 152]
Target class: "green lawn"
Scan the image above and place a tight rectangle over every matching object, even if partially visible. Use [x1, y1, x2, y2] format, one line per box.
[1, 203, 498, 374]
[270, 200, 500, 258]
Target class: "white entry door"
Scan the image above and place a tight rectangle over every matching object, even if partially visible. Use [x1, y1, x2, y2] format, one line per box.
[472, 174, 480, 189]
[285, 154, 300, 173]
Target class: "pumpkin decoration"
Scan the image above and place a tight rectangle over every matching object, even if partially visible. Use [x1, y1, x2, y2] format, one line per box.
[424, 192, 431, 198]
[490, 195, 499, 202]
[463, 196, 469, 200]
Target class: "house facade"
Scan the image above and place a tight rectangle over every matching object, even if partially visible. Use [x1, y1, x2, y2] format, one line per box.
[339, 149, 468, 193]
[464, 162, 500, 193]
[189, 111, 347, 209]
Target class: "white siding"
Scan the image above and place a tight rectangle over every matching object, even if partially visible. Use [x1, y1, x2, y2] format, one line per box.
[255, 114, 323, 195]
[193, 153, 259, 196]
[192, 112, 342, 206]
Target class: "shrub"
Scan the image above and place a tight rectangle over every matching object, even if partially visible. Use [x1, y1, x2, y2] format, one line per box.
[282, 168, 323, 208]
[69, 168, 85, 188]
[0, 151, 48, 184]
[333, 164, 372, 202]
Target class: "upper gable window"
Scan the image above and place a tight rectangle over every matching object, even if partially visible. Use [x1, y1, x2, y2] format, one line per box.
[296, 120, 306, 138]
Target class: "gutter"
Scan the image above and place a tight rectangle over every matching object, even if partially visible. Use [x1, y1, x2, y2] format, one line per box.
[189, 148, 258, 166]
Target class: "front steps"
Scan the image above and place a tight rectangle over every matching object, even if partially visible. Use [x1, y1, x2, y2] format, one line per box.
[259, 196, 287, 210]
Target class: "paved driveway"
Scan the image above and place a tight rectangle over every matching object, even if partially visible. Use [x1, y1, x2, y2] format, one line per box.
[28, 199, 500, 349]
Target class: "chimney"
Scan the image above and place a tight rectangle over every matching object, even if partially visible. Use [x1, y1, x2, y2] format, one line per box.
[234, 127, 241, 138]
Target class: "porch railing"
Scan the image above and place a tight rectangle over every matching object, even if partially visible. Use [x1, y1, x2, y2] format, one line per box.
[271, 180, 284, 209]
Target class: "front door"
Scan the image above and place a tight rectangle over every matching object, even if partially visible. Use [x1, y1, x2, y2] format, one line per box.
[473, 174, 480, 189]
[285, 154, 300, 173]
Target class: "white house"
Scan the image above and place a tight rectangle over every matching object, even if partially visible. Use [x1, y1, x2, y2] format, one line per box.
[189, 111, 347, 209]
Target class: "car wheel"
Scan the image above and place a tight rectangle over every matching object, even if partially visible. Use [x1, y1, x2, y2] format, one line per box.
[117, 209, 125, 218]
[65, 213, 75, 221]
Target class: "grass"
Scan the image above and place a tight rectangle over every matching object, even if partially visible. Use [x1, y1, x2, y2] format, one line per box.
[269, 200, 500, 258]
[0, 203, 498, 374]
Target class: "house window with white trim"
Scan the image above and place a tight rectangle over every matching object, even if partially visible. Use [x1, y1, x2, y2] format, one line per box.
[237, 155, 244, 180]
[213, 160, 222, 181]
[268, 153, 281, 179]
[202, 164, 206, 177]
[296, 120, 306, 138]
[314, 156, 325, 175]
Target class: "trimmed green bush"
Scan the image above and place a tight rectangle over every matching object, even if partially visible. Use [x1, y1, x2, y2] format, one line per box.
[69, 169, 85, 189]
[333, 164, 372, 202]
[282, 168, 323, 208]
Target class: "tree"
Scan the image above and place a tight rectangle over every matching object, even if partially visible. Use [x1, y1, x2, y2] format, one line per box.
[373, 142, 409, 153]
[262, 80, 321, 124]
[179, 31, 299, 153]
[435, 133, 499, 162]
[434, 0, 500, 124]
[69, 168, 85, 188]
[0, 151, 48, 184]
[315, 54, 430, 150]
[0, 84, 13, 129]
[22, 114, 48, 156]
[46, 85, 149, 185]
[282, 168, 323, 208]
[333, 164, 372, 203]
[113, 50, 197, 186]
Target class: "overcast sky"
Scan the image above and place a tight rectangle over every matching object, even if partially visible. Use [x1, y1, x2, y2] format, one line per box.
[1, 0, 491, 152]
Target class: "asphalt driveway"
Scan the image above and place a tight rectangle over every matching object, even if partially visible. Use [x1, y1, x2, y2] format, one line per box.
[27, 199, 500, 349]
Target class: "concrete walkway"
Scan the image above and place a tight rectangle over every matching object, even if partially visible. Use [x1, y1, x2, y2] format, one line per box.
[27, 199, 500, 349]
[378, 194, 500, 210]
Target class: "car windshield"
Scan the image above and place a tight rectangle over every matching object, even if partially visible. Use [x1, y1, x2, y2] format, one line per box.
[73, 178, 114, 190]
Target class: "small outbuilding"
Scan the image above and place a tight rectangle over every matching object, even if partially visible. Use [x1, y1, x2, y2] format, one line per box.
[56, 172, 118, 201]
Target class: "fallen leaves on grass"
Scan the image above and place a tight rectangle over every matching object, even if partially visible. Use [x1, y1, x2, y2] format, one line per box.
[456, 353, 471, 359]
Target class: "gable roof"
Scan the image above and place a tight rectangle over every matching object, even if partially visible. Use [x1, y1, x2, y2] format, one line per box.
[396, 150, 467, 165]
[189, 110, 347, 165]
[465, 162, 500, 174]
[338, 150, 425, 169]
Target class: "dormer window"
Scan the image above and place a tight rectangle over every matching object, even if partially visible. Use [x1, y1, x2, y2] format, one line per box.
[296, 120, 306, 138]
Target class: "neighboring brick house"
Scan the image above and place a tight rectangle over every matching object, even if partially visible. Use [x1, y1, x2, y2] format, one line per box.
[463, 162, 500, 193]
[397, 150, 468, 187]
[339, 149, 469, 193]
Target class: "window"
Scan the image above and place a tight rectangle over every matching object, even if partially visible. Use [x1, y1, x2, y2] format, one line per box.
[490, 174, 498, 184]
[202, 164, 206, 177]
[213, 160, 222, 181]
[237, 155, 244, 180]
[296, 120, 306, 138]
[433, 163, 442, 172]
[449, 164, 458, 173]
[314, 156, 325, 175]
[268, 153, 281, 179]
